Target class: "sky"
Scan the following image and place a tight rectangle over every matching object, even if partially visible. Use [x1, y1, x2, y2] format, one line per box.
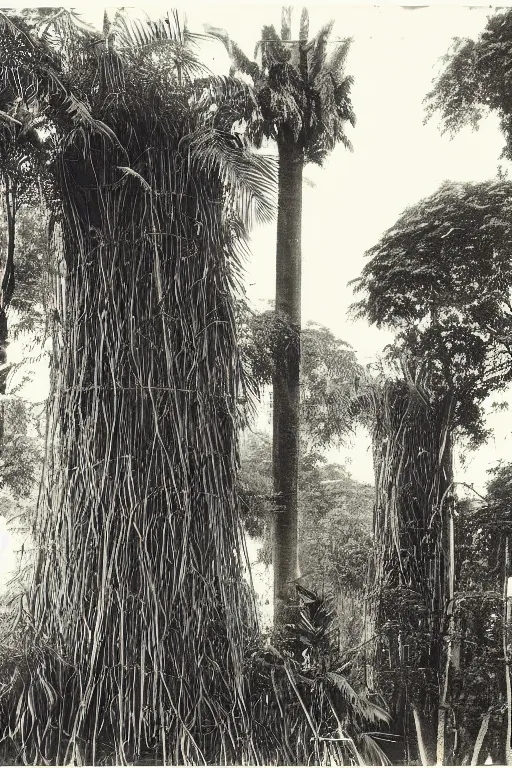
[6, 3, 512, 495]
[177, 3, 512, 488]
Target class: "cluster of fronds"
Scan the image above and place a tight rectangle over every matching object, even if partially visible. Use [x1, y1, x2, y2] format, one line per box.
[244, 585, 391, 765]
[207, 7, 355, 163]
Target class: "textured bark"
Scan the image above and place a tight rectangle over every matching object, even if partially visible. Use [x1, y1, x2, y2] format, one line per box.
[437, 436, 456, 766]
[272, 130, 303, 623]
[14, 125, 257, 765]
[504, 537, 512, 766]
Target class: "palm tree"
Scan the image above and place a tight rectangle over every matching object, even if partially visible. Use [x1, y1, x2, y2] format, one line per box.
[208, 6, 355, 623]
[0, 10, 278, 764]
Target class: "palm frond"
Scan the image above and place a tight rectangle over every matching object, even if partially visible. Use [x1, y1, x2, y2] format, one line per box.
[205, 25, 261, 82]
[183, 127, 277, 227]
[281, 7, 292, 42]
[63, 94, 125, 152]
[356, 732, 392, 765]
[326, 38, 352, 83]
[308, 20, 335, 83]
[112, 10, 184, 49]
[326, 671, 391, 725]
[300, 8, 310, 42]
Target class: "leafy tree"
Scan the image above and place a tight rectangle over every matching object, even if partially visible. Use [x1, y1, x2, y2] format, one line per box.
[0, 396, 43, 500]
[210, 7, 356, 620]
[239, 430, 274, 541]
[240, 308, 361, 446]
[0, 102, 50, 463]
[352, 179, 512, 440]
[240, 428, 373, 650]
[425, 9, 512, 162]
[351, 179, 512, 763]
[3, 205, 52, 342]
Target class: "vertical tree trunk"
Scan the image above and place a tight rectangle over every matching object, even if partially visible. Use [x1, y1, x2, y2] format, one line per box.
[0, 175, 16, 444]
[15, 129, 257, 765]
[504, 536, 512, 766]
[273, 130, 303, 624]
[437, 436, 455, 766]
[365, 377, 454, 764]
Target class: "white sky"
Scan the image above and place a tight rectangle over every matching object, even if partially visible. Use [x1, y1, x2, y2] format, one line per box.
[183, 4, 511, 489]
[8, 3, 512, 494]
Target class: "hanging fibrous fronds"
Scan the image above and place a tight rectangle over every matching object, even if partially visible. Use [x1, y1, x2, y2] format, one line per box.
[360, 365, 455, 764]
[0, 10, 279, 765]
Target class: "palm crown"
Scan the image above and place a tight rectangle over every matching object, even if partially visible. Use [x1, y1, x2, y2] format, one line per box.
[0, 9, 277, 230]
[207, 7, 356, 164]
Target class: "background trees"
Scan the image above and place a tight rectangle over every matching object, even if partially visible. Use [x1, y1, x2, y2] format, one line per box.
[425, 8, 512, 161]
[352, 179, 512, 763]
[240, 312, 371, 659]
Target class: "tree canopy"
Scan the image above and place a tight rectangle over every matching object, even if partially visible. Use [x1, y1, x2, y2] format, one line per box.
[425, 9, 512, 161]
[352, 179, 512, 438]
[207, 7, 355, 162]
[240, 309, 362, 446]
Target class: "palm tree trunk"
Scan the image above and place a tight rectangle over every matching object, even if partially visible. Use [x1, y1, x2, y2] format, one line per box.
[273, 129, 303, 624]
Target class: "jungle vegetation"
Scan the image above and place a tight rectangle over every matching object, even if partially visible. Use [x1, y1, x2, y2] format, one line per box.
[1, 4, 512, 767]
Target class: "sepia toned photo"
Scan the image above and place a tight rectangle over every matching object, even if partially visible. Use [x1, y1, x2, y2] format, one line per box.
[0, 2, 510, 764]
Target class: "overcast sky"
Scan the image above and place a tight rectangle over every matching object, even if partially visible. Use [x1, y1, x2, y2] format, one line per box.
[11, 3, 512, 490]
[181, 4, 511, 486]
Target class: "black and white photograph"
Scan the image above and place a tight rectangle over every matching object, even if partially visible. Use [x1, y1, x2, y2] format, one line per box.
[0, 2, 510, 764]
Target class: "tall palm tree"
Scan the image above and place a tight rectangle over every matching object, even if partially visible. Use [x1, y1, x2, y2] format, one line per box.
[0, 10, 277, 764]
[208, 6, 356, 623]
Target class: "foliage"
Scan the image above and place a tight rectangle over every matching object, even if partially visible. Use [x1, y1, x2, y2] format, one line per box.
[207, 7, 355, 162]
[425, 9, 512, 161]
[2, 206, 51, 341]
[352, 179, 512, 440]
[244, 585, 391, 765]
[299, 465, 373, 596]
[239, 430, 274, 540]
[241, 308, 362, 447]
[0, 398, 43, 500]
[240, 428, 373, 651]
